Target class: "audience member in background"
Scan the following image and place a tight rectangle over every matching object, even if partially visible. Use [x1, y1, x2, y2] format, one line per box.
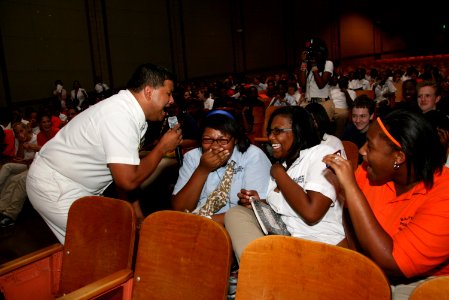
[392, 69, 404, 102]
[373, 69, 397, 117]
[0, 128, 6, 156]
[7, 108, 28, 129]
[53, 79, 68, 112]
[348, 67, 370, 91]
[366, 68, 379, 89]
[203, 91, 215, 110]
[71, 80, 89, 111]
[242, 86, 266, 133]
[0, 112, 59, 228]
[212, 84, 238, 109]
[359, 67, 371, 90]
[26, 63, 181, 243]
[393, 79, 420, 112]
[172, 110, 272, 226]
[417, 81, 441, 114]
[195, 87, 208, 104]
[297, 37, 334, 120]
[48, 101, 64, 129]
[424, 110, 449, 167]
[94, 76, 111, 101]
[24, 107, 39, 135]
[265, 79, 277, 99]
[0, 159, 28, 228]
[12, 122, 39, 165]
[401, 66, 419, 82]
[36, 111, 60, 147]
[252, 76, 267, 91]
[225, 106, 345, 262]
[341, 95, 375, 164]
[268, 81, 296, 106]
[0, 110, 16, 160]
[419, 63, 442, 82]
[323, 109, 449, 300]
[0, 122, 39, 228]
[286, 82, 302, 106]
[305, 102, 346, 157]
[330, 75, 356, 138]
[65, 106, 79, 123]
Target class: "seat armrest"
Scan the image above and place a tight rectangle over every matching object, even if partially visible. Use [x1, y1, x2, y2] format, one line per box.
[57, 269, 133, 300]
[0, 243, 63, 276]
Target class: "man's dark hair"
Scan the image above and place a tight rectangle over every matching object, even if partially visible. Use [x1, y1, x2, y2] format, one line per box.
[353, 94, 375, 115]
[126, 63, 176, 92]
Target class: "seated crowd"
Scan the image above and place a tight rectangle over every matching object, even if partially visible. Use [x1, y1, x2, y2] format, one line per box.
[1, 54, 449, 299]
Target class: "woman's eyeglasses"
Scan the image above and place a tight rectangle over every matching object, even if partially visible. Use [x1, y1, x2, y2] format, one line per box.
[267, 128, 293, 136]
[202, 138, 231, 145]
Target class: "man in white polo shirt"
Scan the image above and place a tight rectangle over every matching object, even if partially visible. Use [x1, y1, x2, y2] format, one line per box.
[26, 63, 182, 243]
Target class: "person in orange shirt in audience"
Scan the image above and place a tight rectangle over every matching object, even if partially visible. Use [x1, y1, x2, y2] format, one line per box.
[323, 109, 449, 300]
[36, 112, 60, 147]
[0, 109, 16, 161]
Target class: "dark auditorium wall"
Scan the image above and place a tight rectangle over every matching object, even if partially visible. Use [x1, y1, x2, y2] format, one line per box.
[0, 0, 448, 107]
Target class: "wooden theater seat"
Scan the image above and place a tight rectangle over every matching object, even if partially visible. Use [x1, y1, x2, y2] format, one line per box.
[130, 210, 232, 299]
[253, 105, 281, 154]
[342, 140, 359, 171]
[235, 235, 391, 299]
[355, 89, 375, 101]
[0, 196, 136, 299]
[409, 276, 449, 300]
[62, 210, 233, 300]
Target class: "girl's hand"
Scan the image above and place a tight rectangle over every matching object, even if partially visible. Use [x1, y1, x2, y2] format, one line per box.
[270, 163, 286, 179]
[238, 189, 260, 209]
[199, 148, 230, 172]
[322, 153, 356, 189]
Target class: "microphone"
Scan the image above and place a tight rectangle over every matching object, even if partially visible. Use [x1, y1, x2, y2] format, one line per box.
[168, 116, 183, 166]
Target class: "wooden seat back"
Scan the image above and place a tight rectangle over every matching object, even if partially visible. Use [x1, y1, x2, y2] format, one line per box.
[342, 140, 359, 171]
[235, 235, 391, 299]
[131, 210, 232, 300]
[60, 196, 136, 294]
[0, 196, 136, 299]
[355, 89, 375, 100]
[409, 276, 449, 300]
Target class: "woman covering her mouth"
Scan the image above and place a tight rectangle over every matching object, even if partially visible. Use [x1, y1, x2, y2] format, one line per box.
[225, 106, 346, 262]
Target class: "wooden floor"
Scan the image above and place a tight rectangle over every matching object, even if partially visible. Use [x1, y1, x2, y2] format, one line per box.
[0, 199, 58, 265]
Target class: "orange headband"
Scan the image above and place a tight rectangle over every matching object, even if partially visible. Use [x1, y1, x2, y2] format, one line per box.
[376, 117, 401, 148]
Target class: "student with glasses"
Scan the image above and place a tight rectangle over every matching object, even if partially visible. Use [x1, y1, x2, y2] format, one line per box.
[172, 110, 272, 226]
[225, 106, 345, 262]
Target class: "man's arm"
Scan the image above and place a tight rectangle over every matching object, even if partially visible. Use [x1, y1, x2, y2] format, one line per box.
[109, 125, 181, 191]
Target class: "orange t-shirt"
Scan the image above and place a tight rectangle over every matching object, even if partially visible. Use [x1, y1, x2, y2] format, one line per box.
[355, 164, 449, 278]
[51, 115, 62, 129]
[2, 128, 16, 157]
[37, 127, 60, 146]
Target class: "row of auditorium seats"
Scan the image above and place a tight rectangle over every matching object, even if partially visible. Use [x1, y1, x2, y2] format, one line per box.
[0, 196, 449, 300]
[1, 196, 448, 299]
